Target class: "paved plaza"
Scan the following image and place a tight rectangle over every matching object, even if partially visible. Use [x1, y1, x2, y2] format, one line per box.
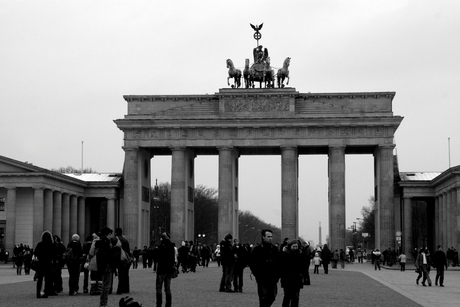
[0, 262, 459, 307]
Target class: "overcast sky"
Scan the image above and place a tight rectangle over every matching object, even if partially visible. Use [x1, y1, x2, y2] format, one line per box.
[1, 1, 459, 244]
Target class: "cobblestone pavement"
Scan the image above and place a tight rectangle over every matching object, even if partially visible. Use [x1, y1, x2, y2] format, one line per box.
[0, 261, 459, 307]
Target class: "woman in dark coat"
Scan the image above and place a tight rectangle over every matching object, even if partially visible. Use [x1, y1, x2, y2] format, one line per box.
[321, 244, 332, 274]
[34, 231, 57, 298]
[280, 239, 305, 307]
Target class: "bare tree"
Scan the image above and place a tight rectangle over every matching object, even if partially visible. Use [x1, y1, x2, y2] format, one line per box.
[51, 166, 96, 173]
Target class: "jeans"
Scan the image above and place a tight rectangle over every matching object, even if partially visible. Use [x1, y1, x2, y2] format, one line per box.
[257, 281, 277, 307]
[233, 264, 244, 291]
[99, 266, 112, 307]
[156, 273, 172, 307]
[436, 266, 445, 285]
[219, 264, 234, 291]
[36, 269, 53, 297]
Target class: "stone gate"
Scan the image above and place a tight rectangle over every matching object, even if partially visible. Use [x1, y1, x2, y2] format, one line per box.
[115, 87, 403, 250]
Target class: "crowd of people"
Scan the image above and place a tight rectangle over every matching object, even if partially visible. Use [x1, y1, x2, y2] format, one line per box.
[5, 227, 460, 307]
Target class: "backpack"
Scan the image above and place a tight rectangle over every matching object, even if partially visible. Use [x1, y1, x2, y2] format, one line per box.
[119, 296, 142, 307]
[63, 247, 79, 265]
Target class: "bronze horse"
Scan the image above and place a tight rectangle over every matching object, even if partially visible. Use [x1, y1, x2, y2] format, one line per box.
[243, 58, 251, 88]
[226, 59, 242, 88]
[276, 57, 290, 88]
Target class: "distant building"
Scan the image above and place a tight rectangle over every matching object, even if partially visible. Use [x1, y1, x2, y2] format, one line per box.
[396, 164, 460, 258]
[0, 155, 121, 251]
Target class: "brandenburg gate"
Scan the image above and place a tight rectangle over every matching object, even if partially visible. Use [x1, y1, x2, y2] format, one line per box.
[115, 88, 403, 251]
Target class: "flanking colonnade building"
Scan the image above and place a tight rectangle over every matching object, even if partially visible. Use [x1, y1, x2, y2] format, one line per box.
[1, 87, 459, 258]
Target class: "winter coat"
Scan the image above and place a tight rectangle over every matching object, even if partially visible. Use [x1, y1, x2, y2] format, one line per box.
[280, 248, 304, 290]
[249, 242, 281, 284]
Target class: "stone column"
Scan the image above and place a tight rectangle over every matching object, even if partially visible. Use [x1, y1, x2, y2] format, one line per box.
[33, 187, 44, 247]
[328, 146, 346, 251]
[107, 197, 115, 232]
[77, 197, 86, 239]
[455, 188, 460, 247]
[442, 192, 447, 248]
[438, 194, 444, 247]
[403, 197, 412, 257]
[170, 147, 187, 245]
[53, 191, 62, 239]
[123, 147, 140, 246]
[69, 195, 78, 238]
[62, 193, 70, 245]
[435, 196, 440, 247]
[218, 147, 235, 242]
[376, 145, 395, 250]
[281, 146, 298, 240]
[5, 187, 16, 251]
[44, 189, 53, 232]
[447, 190, 453, 247]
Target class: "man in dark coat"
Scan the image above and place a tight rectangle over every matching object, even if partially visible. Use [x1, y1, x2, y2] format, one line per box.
[219, 233, 235, 292]
[156, 232, 175, 307]
[433, 245, 447, 287]
[301, 240, 312, 285]
[96, 227, 114, 307]
[320, 244, 331, 274]
[232, 239, 249, 292]
[249, 229, 280, 307]
[66, 234, 83, 295]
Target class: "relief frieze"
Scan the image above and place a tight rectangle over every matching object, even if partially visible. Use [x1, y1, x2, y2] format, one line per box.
[129, 126, 390, 140]
[224, 97, 290, 112]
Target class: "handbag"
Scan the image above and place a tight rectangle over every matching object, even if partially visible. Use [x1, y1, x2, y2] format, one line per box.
[30, 255, 39, 271]
[88, 255, 98, 272]
[117, 236, 130, 265]
[171, 266, 178, 279]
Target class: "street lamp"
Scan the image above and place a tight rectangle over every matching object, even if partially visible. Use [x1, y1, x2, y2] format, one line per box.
[198, 233, 206, 244]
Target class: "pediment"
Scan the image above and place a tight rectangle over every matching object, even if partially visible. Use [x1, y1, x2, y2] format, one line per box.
[0, 155, 46, 174]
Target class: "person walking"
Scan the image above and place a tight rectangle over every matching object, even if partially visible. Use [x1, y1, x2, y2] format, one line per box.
[214, 244, 221, 267]
[339, 249, 346, 269]
[398, 251, 407, 271]
[113, 227, 132, 295]
[219, 233, 235, 292]
[280, 239, 305, 307]
[300, 240, 312, 285]
[233, 239, 249, 292]
[372, 249, 381, 270]
[155, 232, 175, 307]
[34, 231, 57, 298]
[432, 245, 447, 286]
[415, 248, 428, 286]
[66, 234, 83, 295]
[424, 248, 433, 286]
[53, 235, 66, 294]
[313, 252, 321, 274]
[320, 244, 331, 274]
[82, 235, 93, 294]
[249, 229, 280, 307]
[95, 227, 114, 307]
[132, 247, 140, 269]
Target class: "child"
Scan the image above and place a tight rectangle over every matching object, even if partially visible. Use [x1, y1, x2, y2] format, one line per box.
[313, 252, 321, 274]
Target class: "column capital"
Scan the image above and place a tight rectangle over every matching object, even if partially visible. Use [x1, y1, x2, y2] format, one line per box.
[378, 144, 396, 150]
[33, 185, 45, 190]
[5, 186, 16, 190]
[280, 145, 298, 151]
[217, 146, 234, 151]
[328, 145, 346, 149]
[170, 146, 187, 152]
[122, 146, 139, 152]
